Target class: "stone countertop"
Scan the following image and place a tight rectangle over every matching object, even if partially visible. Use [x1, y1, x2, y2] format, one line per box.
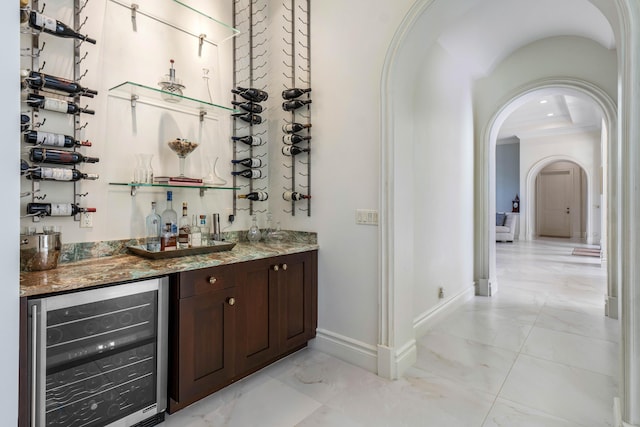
[20, 241, 319, 297]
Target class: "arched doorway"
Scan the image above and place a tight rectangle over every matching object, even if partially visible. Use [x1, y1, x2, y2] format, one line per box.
[379, 0, 640, 423]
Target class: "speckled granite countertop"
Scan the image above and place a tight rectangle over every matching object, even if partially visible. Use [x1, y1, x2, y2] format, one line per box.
[20, 241, 319, 297]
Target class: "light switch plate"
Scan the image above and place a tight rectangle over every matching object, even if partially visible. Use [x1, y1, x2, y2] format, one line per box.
[356, 209, 378, 225]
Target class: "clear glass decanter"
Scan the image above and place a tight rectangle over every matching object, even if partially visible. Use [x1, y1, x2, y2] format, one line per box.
[247, 215, 262, 243]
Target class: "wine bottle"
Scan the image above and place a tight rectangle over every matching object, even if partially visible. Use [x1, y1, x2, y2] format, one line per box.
[231, 157, 262, 168]
[21, 114, 30, 132]
[282, 88, 312, 100]
[231, 135, 264, 146]
[28, 11, 97, 44]
[27, 202, 96, 217]
[24, 130, 92, 148]
[20, 0, 29, 23]
[21, 159, 30, 175]
[237, 191, 268, 201]
[282, 122, 312, 133]
[24, 71, 98, 97]
[25, 93, 95, 115]
[282, 99, 312, 111]
[24, 164, 99, 181]
[231, 169, 262, 179]
[283, 191, 311, 201]
[282, 146, 310, 156]
[231, 87, 268, 103]
[29, 148, 99, 165]
[231, 112, 262, 125]
[231, 101, 263, 114]
[283, 134, 312, 145]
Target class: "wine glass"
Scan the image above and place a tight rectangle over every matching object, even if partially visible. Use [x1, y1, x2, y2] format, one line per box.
[167, 138, 199, 178]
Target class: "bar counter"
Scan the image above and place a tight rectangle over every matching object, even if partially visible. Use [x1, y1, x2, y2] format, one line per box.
[20, 241, 319, 297]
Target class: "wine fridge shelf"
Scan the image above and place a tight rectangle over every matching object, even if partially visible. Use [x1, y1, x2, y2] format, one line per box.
[107, 0, 240, 48]
[109, 81, 240, 117]
[109, 182, 240, 197]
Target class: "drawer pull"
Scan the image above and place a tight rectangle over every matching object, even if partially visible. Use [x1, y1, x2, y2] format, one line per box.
[273, 265, 279, 271]
[208, 277, 217, 284]
[227, 297, 236, 306]
[282, 263, 288, 271]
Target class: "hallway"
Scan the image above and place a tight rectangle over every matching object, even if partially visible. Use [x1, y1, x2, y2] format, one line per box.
[163, 239, 619, 426]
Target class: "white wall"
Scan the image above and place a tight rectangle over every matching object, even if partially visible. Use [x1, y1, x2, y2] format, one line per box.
[520, 131, 602, 242]
[412, 42, 475, 326]
[3, 0, 20, 422]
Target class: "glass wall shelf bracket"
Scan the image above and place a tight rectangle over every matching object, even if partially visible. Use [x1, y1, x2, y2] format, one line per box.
[107, 0, 240, 46]
[109, 182, 240, 197]
[109, 81, 240, 115]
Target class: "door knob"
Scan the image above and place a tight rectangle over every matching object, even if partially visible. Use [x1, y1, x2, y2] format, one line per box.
[227, 297, 235, 306]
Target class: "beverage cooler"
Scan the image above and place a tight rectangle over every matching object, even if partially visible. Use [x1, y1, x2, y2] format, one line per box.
[27, 278, 168, 427]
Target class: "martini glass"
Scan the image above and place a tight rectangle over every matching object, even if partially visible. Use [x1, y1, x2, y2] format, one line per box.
[167, 138, 199, 178]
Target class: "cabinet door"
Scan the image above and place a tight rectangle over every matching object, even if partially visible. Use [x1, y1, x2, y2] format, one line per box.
[174, 287, 236, 403]
[235, 257, 279, 373]
[278, 251, 317, 351]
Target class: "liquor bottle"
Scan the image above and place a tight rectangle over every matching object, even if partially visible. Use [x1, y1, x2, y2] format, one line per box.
[145, 202, 161, 252]
[282, 122, 312, 133]
[29, 148, 99, 164]
[178, 202, 190, 249]
[24, 71, 98, 97]
[237, 191, 268, 201]
[199, 214, 210, 245]
[283, 191, 311, 201]
[21, 114, 30, 132]
[28, 11, 97, 44]
[160, 223, 177, 251]
[282, 99, 312, 111]
[283, 134, 312, 145]
[231, 101, 263, 114]
[282, 146, 310, 156]
[25, 93, 95, 115]
[24, 165, 98, 181]
[282, 88, 312, 100]
[189, 214, 202, 248]
[26, 202, 96, 216]
[231, 112, 262, 125]
[161, 191, 178, 237]
[231, 87, 269, 103]
[231, 169, 262, 179]
[24, 130, 92, 148]
[231, 157, 262, 168]
[231, 135, 264, 146]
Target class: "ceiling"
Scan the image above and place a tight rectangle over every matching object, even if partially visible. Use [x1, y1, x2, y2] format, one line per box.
[435, 0, 615, 141]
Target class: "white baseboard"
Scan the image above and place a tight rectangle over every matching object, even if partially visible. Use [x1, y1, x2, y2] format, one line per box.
[606, 295, 619, 319]
[613, 397, 638, 427]
[395, 338, 417, 378]
[310, 328, 378, 373]
[413, 284, 476, 338]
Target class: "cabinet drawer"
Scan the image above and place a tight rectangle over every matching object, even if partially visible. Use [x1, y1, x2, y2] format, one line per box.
[179, 264, 236, 298]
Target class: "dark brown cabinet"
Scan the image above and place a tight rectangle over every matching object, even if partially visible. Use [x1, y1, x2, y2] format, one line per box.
[169, 250, 317, 413]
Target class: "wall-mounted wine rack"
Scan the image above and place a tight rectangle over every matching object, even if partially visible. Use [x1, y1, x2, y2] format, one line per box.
[232, 0, 269, 217]
[281, 0, 311, 216]
[20, 0, 97, 223]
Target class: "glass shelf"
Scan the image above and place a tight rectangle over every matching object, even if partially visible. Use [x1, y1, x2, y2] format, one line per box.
[109, 182, 239, 197]
[108, 0, 240, 46]
[109, 81, 239, 115]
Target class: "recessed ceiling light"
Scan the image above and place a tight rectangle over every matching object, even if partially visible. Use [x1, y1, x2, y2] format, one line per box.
[540, 100, 548, 104]
[547, 113, 554, 117]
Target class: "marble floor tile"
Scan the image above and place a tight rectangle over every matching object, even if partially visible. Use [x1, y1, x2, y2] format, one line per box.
[414, 330, 518, 394]
[535, 305, 620, 343]
[522, 326, 619, 377]
[499, 354, 617, 427]
[482, 398, 584, 427]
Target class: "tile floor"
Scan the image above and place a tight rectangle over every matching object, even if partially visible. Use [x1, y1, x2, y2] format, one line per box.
[162, 238, 619, 426]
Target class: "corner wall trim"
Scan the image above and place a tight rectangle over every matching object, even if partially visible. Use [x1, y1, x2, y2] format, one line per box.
[413, 284, 476, 338]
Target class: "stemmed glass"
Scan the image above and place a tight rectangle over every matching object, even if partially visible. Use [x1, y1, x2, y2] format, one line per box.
[167, 138, 199, 177]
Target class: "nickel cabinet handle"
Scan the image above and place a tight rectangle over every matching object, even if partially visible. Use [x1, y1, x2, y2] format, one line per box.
[227, 297, 236, 306]
[208, 276, 217, 284]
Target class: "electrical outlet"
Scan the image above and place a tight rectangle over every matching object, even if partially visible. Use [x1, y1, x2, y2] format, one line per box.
[438, 287, 445, 299]
[80, 212, 93, 228]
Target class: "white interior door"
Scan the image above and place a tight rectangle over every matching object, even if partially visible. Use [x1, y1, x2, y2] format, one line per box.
[538, 169, 573, 237]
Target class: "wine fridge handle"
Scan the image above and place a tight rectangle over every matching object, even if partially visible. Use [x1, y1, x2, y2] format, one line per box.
[31, 304, 37, 427]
